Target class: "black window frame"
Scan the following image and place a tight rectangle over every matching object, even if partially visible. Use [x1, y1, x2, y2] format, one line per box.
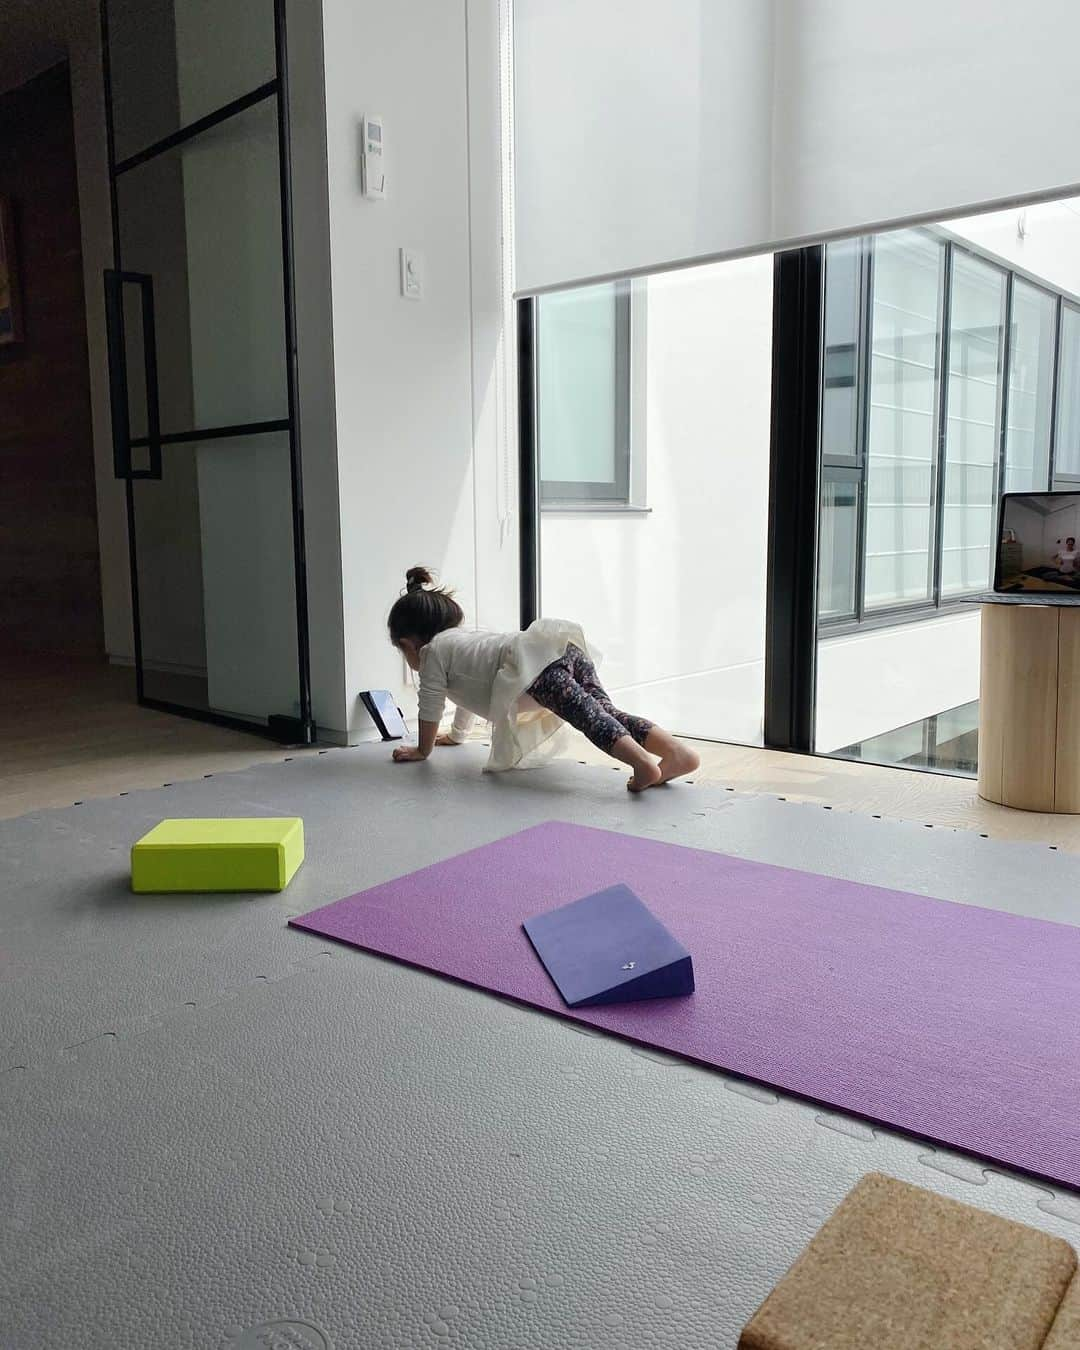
[537, 279, 633, 507]
[937, 241, 1009, 604]
[1053, 299, 1080, 489]
[1006, 276, 1061, 493]
[818, 235, 872, 624]
[516, 211, 1080, 759]
[818, 227, 1066, 637]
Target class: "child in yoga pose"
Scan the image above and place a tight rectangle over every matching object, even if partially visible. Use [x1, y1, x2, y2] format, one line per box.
[386, 567, 699, 792]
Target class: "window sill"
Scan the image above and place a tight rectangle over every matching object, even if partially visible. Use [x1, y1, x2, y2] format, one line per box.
[819, 598, 982, 638]
[540, 503, 652, 516]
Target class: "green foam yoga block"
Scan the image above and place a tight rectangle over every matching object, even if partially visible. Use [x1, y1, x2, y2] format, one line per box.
[131, 818, 305, 893]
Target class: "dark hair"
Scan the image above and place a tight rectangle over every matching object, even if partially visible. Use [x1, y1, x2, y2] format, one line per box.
[387, 566, 464, 646]
[1069, 538, 1076, 547]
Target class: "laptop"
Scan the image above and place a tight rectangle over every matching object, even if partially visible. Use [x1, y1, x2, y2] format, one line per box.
[993, 491, 1080, 604]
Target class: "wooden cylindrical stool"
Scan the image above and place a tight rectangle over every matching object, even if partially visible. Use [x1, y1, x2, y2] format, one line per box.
[978, 599, 1080, 812]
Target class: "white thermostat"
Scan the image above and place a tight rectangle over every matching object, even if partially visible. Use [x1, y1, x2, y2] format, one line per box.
[360, 114, 386, 199]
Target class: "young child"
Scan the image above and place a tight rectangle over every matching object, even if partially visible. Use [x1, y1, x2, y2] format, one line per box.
[387, 566, 700, 792]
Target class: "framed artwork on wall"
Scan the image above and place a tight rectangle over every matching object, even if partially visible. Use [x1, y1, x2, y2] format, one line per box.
[0, 196, 23, 346]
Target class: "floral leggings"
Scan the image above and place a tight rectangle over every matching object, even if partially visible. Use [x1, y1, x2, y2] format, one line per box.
[526, 644, 654, 753]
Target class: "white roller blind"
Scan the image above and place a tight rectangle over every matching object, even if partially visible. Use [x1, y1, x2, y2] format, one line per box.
[514, 0, 1080, 295]
[513, 0, 774, 294]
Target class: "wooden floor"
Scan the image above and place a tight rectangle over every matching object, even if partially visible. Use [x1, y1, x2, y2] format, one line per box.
[569, 739, 1080, 851]
[0, 657, 315, 820]
[4, 656, 1080, 853]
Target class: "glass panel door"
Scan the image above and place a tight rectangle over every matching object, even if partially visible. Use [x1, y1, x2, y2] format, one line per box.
[102, 0, 311, 738]
[106, 0, 276, 164]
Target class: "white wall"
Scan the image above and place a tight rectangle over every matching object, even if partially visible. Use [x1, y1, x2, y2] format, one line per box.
[541, 255, 774, 744]
[1042, 501, 1080, 560]
[816, 612, 981, 755]
[285, 0, 348, 737]
[947, 196, 1080, 299]
[467, 0, 520, 639]
[1005, 500, 1045, 571]
[1007, 497, 1080, 570]
[321, 0, 517, 741]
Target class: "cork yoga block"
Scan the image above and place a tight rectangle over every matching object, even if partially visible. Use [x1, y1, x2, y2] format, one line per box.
[131, 818, 305, 893]
[1044, 1272, 1080, 1350]
[739, 1173, 1076, 1350]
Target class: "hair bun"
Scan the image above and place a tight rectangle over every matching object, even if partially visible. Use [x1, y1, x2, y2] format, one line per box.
[405, 565, 434, 593]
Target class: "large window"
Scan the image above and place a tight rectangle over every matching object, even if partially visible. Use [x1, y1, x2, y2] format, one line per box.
[940, 251, 1006, 597]
[1056, 304, 1080, 483]
[864, 231, 944, 610]
[1005, 280, 1056, 492]
[817, 227, 1068, 629]
[537, 281, 631, 504]
[819, 238, 865, 622]
[536, 254, 773, 747]
[519, 203, 1080, 772]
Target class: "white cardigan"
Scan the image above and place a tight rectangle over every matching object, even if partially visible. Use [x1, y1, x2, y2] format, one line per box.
[417, 618, 590, 771]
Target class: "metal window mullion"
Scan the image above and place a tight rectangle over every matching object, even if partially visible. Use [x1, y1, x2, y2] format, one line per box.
[139, 273, 162, 478]
[765, 246, 823, 753]
[996, 269, 1013, 510]
[1049, 296, 1065, 487]
[613, 280, 632, 503]
[130, 417, 292, 449]
[112, 79, 279, 176]
[854, 235, 873, 624]
[931, 241, 953, 608]
[273, 0, 314, 741]
[518, 298, 540, 626]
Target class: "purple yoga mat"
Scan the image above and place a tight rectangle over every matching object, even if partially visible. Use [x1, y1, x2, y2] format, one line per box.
[291, 821, 1080, 1187]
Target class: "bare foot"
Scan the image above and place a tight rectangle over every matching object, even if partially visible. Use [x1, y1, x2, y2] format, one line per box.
[627, 760, 663, 793]
[657, 743, 700, 785]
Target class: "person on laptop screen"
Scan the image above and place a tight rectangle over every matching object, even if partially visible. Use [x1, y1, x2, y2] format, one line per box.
[1055, 537, 1078, 576]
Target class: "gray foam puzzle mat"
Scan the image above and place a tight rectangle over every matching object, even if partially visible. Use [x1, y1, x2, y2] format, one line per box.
[3, 745, 1080, 1349]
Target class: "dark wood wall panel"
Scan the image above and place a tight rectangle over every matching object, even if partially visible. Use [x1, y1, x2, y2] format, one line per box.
[0, 63, 102, 656]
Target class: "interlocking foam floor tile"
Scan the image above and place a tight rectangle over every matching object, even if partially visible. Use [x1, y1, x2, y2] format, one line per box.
[5, 746, 1080, 1348]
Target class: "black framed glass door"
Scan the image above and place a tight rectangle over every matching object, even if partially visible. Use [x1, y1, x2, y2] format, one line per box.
[101, 0, 313, 742]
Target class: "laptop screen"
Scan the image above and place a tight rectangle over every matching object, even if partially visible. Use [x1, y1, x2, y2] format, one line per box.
[996, 492, 1080, 594]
